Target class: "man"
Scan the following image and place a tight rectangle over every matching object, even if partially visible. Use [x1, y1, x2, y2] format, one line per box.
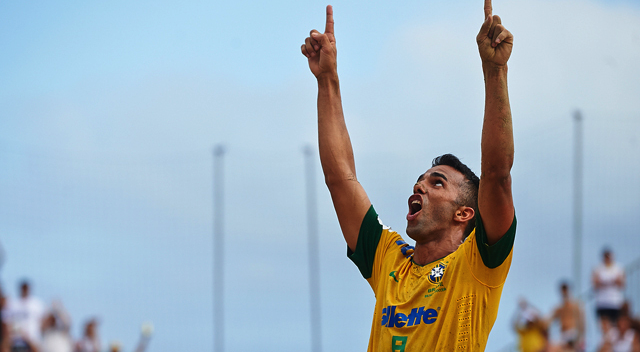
[301, 0, 515, 350]
[549, 282, 584, 352]
[5, 280, 45, 352]
[593, 247, 625, 328]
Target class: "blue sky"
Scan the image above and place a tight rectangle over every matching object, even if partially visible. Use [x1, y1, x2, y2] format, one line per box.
[1, 0, 640, 351]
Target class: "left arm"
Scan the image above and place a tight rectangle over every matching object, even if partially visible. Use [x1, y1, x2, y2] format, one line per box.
[476, 0, 515, 245]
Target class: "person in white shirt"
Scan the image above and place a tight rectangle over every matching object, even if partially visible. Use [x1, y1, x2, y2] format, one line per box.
[40, 300, 73, 352]
[593, 248, 626, 327]
[6, 280, 45, 352]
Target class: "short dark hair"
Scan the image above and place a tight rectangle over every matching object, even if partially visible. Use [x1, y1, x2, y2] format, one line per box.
[431, 154, 479, 238]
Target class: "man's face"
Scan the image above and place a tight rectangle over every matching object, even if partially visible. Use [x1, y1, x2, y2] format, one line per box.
[406, 165, 466, 243]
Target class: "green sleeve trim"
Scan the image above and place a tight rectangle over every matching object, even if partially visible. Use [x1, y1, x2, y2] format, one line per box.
[347, 205, 383, 279]
[475, 211, 517, 269]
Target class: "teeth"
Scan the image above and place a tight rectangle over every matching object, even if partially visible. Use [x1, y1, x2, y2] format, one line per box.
[412, 200, 421, 205]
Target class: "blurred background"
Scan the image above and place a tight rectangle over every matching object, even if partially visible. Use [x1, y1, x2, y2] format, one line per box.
[0, 0, 639, 351]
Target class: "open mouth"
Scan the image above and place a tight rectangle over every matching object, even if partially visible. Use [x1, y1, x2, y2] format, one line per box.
[407, 194, 423, 220]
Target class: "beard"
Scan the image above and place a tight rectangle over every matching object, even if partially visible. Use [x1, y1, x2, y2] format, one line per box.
[406, 205, 452, 244]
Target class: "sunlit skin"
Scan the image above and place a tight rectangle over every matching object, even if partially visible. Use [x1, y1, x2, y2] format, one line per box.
[406, 165, 474, 264]
[549, 286, 584, 350]
[301, 0, 514, 266]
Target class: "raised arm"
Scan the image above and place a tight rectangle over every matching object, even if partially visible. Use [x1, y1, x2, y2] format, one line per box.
[301, 5, 370, 251]
[476, 0, 515, 245]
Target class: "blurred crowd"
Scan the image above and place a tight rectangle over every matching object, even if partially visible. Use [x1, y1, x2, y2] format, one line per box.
[0, 280, 152, 352]
[513, 248, 639, 352]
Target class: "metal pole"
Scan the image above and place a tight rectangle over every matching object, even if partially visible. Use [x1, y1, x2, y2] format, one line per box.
[304, 145, 322, 352]
[213, 145, 225, 352]
[573, 110, 583, 294]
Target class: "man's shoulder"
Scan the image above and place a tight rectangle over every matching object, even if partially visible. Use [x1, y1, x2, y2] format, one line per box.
[349, 205, 411, 279]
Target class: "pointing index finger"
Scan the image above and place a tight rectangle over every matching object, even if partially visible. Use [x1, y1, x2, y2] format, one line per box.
[484, 0, 492, 19]
[325, 5, 334, 34]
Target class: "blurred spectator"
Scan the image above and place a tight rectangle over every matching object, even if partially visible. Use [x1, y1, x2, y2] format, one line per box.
[548, 282, 584, 352]
[600, 317, 618, 352]
[1, 286, 10, 352]
[621, 302, 640, 334]
[40, 300, 72, 352]
[5, 280, 45, 352]
[593, 248, 626, 329]
[512, 297, 548, 352]
[598, 310, 640, 352]
[74, 319, 99, 352]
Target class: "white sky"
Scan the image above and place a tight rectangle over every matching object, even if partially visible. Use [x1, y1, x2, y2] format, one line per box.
[1, 0, 639, 351]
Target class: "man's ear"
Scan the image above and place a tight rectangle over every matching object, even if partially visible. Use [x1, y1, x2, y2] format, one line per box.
[454, 206, 475, 223]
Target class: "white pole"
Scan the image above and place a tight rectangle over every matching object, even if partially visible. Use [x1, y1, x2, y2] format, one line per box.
[304, 145, 322, 352]
[573, 110, 583, 294]
[213, 145, 225, 352]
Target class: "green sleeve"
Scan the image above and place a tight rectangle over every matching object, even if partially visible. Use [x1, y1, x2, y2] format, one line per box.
[475, 211, 517, 269]
[347, 205, 383, 279]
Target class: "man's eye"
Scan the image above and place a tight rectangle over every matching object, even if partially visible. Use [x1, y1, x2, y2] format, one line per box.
[434, 181, 443, 187]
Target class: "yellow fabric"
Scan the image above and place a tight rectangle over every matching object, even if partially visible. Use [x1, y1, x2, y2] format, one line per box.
[364, 227, 513, 351]
[517, 328, 546, 352]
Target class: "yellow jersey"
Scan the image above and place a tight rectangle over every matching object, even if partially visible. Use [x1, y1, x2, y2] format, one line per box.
[516, 327, 547, 352]
[348, 206, 516, 351]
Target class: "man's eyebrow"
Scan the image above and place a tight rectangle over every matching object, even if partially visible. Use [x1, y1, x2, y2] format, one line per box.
[429, 171, 448, 181]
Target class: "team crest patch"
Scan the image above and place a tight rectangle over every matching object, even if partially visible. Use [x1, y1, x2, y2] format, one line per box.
[427, 262, 447, 285]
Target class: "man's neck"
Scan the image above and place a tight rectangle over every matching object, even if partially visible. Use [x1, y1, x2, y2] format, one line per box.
[412, 231, 464, 266]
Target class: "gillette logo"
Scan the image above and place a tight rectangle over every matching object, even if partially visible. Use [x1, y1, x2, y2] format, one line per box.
[381, 305, 438, 328]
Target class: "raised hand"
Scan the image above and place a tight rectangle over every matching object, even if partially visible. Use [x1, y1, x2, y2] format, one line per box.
[301, 5, 337, 78]
[476, 0, 513, 67]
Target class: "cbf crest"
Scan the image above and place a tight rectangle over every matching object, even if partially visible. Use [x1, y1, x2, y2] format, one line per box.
[427, 262, 447, 285]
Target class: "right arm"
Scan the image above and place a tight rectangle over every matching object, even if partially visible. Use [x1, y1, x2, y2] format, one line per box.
[301, 5, 371, 251]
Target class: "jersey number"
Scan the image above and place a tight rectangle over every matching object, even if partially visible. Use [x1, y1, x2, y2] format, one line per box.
[392, 336, 407, 352]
